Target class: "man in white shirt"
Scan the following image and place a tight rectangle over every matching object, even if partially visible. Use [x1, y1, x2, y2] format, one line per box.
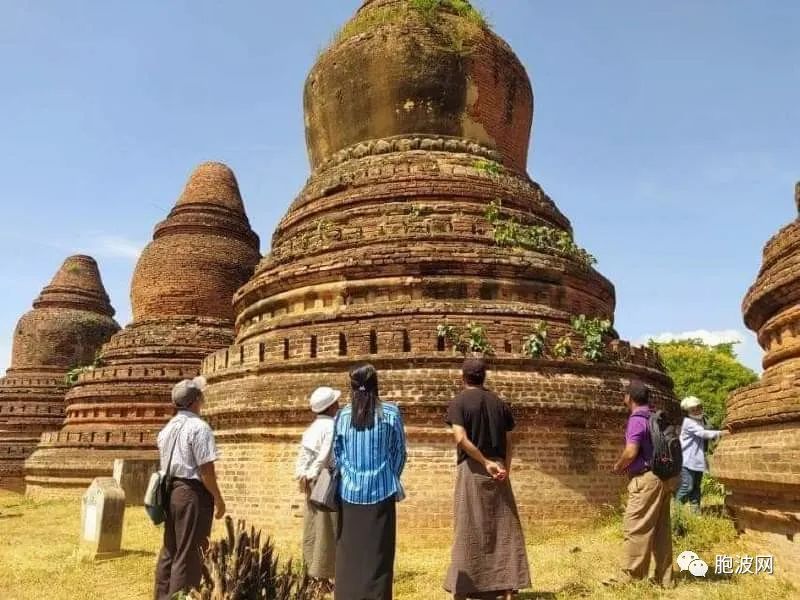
[676, 396, 726, 513]
[295, 386, 341, 583]
[154, 376, 226, 600]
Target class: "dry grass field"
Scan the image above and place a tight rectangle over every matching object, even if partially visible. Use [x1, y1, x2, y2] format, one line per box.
[0, 490, 795, 600]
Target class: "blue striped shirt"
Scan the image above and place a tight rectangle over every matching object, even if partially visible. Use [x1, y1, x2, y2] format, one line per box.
[334, 401, 407, 505]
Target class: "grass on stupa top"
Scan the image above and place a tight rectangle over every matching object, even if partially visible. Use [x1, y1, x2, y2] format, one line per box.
[0, 489, 796, 600]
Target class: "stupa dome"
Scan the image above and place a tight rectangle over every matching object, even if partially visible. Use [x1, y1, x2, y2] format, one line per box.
[305, 0, 534, 173]
[131, 161, 261, 321]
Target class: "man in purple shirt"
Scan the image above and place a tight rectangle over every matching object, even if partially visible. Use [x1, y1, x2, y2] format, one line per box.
[610, 380, 673, 588]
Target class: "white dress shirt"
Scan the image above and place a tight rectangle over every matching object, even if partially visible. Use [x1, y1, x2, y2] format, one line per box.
[680, 416, 722, 472]
[295, 414, 335, 481]
[157, 410, 219, 480]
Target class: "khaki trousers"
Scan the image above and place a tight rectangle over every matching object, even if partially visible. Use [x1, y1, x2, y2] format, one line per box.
[622, 471, 673, 586]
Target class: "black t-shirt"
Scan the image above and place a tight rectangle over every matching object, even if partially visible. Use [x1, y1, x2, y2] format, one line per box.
[445, 387, 515, 464]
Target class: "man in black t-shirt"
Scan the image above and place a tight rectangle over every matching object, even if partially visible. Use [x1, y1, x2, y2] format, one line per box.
[442, 359, 531, 600]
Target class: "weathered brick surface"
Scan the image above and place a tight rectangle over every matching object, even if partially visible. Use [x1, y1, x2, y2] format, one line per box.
[0, 256, 119, 492]
[25, 163, 260, 496]
[202, 2, 676, 536]
[711, 185, 800, 567]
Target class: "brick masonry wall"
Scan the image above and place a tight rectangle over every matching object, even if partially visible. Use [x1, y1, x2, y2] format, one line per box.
[711, 190, 800, 570]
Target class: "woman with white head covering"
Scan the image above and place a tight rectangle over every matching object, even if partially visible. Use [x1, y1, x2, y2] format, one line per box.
[676, 396, 727, 512]
[295, 386, 341, 585]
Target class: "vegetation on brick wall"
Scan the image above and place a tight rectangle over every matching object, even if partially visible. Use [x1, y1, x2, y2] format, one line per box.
[437, 321, 494, 355]
[484, 201, 597, 268]
[191, 517, 324, 600]
[519, 316, 610, 362]
[331, 0, 487, 53]
[571, 315, 612, 362]
[553, 334, 573, 358]
[522, 321, 548, 358]
[64, 355, 104, 386]
[648, 339, 758, 428]
[473, 159, 503, 176]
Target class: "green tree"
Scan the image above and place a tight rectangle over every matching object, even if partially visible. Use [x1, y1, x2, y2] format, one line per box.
[648, 339, 759, 428]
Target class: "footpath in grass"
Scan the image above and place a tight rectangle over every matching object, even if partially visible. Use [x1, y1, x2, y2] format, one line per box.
[0, 490, 796, 600]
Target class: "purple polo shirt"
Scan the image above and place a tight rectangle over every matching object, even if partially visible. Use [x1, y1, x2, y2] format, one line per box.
[625, 406, 653, 476]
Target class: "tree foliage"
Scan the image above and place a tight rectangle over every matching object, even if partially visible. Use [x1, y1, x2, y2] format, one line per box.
[648, 339, 759, 428]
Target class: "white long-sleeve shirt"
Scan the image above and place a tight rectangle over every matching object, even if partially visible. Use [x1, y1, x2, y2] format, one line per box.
[295, 414, 335, 481]
[680, 416, 722, 472]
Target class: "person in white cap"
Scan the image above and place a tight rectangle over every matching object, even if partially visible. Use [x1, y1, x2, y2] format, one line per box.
[295, 386, 341, 585]
[676, 396, 726, 512]
[154, 376, 226, 600]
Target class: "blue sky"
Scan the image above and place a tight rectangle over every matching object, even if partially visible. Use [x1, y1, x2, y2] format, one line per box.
[1, 1, 798, 375]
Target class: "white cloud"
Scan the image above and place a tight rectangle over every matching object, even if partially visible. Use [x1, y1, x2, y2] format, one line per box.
[637, 329, 745, 347]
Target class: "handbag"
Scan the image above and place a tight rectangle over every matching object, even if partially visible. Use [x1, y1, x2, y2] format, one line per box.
[309, 466, 340, 512]
[144, 419, 186, 525]
[308, 411, 341, 512]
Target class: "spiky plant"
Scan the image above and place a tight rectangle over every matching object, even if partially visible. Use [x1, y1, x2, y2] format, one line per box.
[191, 517, 325, 600]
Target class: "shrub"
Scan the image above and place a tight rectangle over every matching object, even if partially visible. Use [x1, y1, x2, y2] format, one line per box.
[553, 335, 573, 359]
[571, 315, 612, 362]
[437, 322, 494, 356]
[522, 322, 548, 358]
[191, 517, 324, 600]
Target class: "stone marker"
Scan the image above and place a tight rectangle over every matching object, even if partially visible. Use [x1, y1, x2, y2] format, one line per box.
[113, 458, 159, 505]
[79, 477, 126, 560]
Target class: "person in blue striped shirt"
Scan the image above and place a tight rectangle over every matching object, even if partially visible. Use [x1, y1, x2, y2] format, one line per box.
[333, 363, 406, 600]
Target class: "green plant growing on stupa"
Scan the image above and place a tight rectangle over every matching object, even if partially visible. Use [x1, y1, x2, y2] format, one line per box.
[571, 315, 612, 362]
[553, 335, 573, 359]
[437, 322, 494, 356]
[474, 159, 503, 176]
[484, 200, 597, 268]
[522, 321, 548, 358]
[65, 354, 104, 387]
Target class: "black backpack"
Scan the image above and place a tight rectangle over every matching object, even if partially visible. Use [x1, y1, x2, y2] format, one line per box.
[647, 409, 683, 480]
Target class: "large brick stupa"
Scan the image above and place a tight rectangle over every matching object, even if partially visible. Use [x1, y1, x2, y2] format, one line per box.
[0, 255, 119, 492]
[201, 0, 675, 533]
[25, 162, 260, 496]
[712, 184, 800, 570]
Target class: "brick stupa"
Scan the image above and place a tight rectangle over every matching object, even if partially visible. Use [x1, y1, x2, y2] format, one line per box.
[201, 0, 675, 534]
[25, 162, 260, 496]
[712, 183, 800, 571]
[0, 255, 119, 492]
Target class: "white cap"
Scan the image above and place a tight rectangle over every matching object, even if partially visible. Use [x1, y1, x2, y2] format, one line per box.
[681, 396, 702, 411]
[172, 376, 208, 408]
[310, 386, 342, 414]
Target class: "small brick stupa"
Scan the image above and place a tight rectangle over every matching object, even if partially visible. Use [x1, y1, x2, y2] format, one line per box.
[712, 183, 800, 570]
[0, 255, 119, 492]
[25, 162, 260, 497]
[201, 0, 675, 534]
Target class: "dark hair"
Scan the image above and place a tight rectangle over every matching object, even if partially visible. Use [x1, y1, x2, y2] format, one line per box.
[626, 379, 650, 405]
[350, 363, 379, 430]
[462, 358, 487, 386]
